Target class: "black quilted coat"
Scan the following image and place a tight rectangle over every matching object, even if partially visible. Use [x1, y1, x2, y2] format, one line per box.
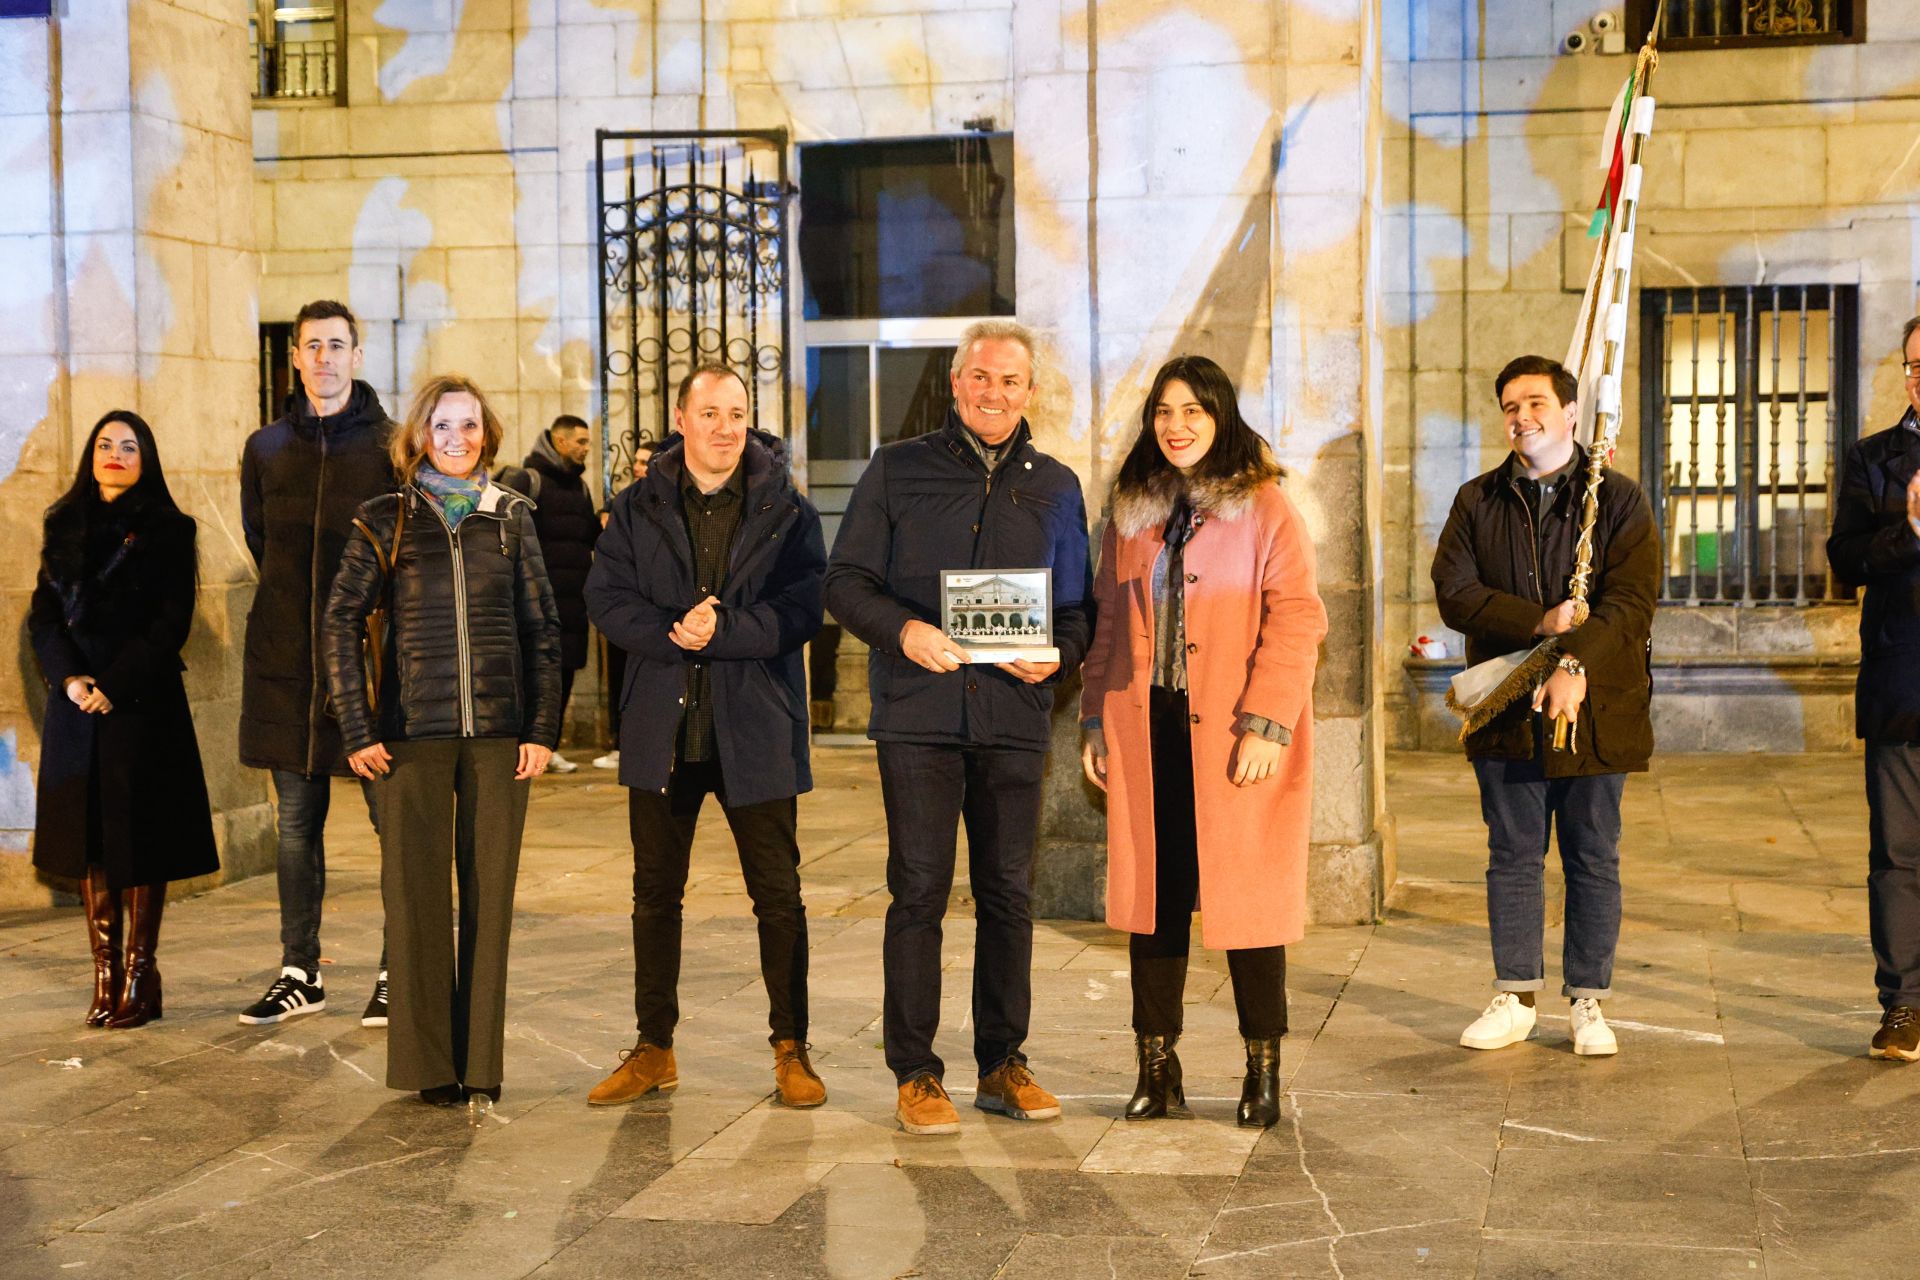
[322, 482, 563, 753]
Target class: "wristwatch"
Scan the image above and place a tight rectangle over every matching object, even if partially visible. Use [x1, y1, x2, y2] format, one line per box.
[1557, 655, 1585, 677]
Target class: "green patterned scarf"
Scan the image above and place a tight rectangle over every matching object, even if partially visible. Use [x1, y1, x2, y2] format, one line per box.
[416, 464, 489, 527]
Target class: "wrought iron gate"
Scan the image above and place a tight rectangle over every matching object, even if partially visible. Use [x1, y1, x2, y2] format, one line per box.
[595, 129, 791, 499]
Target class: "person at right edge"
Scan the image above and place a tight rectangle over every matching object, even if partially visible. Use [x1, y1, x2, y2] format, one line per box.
[1827, 314, 1920, 1063]
[825, 319, 1092, 1136]
[1430, 354, 1657, 1058]
[1079, 356, 1327, 1129]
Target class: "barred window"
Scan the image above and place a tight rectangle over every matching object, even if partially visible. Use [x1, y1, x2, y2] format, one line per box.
[1628, 1, 1862, 49]
[251, 3, 343, 103]
[1639, 285, 1860, 605]
[258, 323, 296, 426]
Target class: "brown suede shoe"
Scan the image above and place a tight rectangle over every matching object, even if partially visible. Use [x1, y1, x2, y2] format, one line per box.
[974, 1060, 1061, 1121]
[895, 1072, 961, 1135]
[587, 1039, 678, 1105]
[772, 1040, 827, 1108]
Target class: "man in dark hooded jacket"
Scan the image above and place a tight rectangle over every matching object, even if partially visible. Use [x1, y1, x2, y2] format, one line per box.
[501, 414, 600, 771]
[236, 300, 396, 1028]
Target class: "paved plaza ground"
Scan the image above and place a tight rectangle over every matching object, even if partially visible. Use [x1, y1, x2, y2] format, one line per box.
[3, 748, 1914, 1278]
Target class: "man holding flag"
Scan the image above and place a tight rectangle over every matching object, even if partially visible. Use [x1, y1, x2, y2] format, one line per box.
[1430, 355, 1658, 1057]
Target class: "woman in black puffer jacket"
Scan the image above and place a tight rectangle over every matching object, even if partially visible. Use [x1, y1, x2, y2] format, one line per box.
[323, 374, 562, 1107]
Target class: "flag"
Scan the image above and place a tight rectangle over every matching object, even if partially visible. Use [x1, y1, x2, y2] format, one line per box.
[1587, 71, 1637, 239]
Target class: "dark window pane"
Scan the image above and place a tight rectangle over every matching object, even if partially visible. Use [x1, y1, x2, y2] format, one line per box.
[807, 347, 871, 462]
[877, 347, 955, 444]
[799, 136, 1015, 320]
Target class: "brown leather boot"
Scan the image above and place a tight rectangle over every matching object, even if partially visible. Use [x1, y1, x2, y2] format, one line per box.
[772, 1040, 826, 1108]
[975, 1060, 1061, 1121]
[80, 866, 123, 1028]
[895, 1072, 960, 1135]
[107, 885, 165, 1029]
[586, 1038, 677, 1105]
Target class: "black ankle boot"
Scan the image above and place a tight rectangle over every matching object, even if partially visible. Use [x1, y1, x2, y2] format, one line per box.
[1237, 1036, 1282, 1129]
[1124, 1033, 1189, 1121]
[419, 1084, 464, 1106]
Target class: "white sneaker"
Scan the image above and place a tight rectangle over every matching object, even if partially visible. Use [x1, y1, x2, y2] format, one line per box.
[1570, 998, 1618, 1056]
[593, 750, 620, 769]
[1460, 992, 1538, 1050]
[545, 751, 578, 774]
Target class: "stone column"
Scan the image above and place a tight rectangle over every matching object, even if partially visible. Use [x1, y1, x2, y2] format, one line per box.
[0, 1, 271, 908]
[1023, 0, 1391, 925]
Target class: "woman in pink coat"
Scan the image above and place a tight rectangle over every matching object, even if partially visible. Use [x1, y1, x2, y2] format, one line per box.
[1081, 355, 1327, 1129]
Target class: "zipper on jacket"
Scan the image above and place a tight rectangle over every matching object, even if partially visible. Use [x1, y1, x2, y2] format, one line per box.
[305, 426, 331, 775]
[422, 490, 478, 736]
[1508, 476, 1546, 605]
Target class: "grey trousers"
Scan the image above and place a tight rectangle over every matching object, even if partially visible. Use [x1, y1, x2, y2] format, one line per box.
[376, 737, 528, 1092]
[1865, 741, 1920, 1011]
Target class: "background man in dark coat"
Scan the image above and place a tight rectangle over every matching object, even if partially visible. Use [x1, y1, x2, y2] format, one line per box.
[236, 299, 396, 1028]
[501, 413, 600, 772]
[1431, 354, 1657, 1061]
[582, 364, 829, 1111]
[825, 319, 1092, 1136]
[1827, 314, 1920, 1063]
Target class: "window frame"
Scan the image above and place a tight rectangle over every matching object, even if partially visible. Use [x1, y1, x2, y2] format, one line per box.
[1626, 0, 1864, 51]
[250, 3, 348, 106]
[1637, 283, 1860, 606]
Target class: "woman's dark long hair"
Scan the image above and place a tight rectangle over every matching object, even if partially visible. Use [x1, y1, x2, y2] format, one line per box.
[1113, 355, 1279, 495]
[42, 410, 183, 579]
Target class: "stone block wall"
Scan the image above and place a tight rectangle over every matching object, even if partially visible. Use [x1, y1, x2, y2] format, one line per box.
[1380, 0, 1919, 749]
[0, 2, 270, 911]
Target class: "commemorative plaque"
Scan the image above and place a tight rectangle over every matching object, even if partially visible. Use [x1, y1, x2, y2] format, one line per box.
[939, 568, 1058, 664]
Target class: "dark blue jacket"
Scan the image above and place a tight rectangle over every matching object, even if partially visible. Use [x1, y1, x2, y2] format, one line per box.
[1829, 412, 1920, 741]
[824, 412, 1093, 750]
[585, 435, 825, 804]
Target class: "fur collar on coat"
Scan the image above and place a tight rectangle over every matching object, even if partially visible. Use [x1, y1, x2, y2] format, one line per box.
[1108, 458, 1283, 539]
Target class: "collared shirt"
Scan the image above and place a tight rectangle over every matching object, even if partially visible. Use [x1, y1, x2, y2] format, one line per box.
[1510, 452, 1578, 585]
[677, 464, 747, 763]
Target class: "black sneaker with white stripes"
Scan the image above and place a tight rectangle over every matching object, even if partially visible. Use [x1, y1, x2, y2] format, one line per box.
[238, 967, 326, 1025]
[361, 971, 389, 1028]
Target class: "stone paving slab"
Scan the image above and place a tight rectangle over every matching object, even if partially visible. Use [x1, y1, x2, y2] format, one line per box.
[3, 748, 1917, 1277]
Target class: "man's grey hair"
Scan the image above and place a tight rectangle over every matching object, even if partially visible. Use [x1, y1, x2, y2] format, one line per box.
[950, 319, 1040, 384]
[1902, 315, 1920, 353]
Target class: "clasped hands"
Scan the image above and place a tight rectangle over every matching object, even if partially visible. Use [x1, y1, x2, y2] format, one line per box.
[64, 675, 113, 715]
[899, 619, 1058, 685]
[670, 595, 720, 652]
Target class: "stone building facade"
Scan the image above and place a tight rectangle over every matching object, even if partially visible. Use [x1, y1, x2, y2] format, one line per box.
[0, 0, 1912, 912]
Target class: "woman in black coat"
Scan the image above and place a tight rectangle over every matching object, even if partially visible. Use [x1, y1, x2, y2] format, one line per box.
[30, 410, 219, 1028]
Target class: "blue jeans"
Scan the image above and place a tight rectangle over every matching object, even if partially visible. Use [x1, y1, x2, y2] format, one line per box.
[876, 742, 1044, 1084]
[1471, 757, 1625, 1000]
[271, 770, 387, 974]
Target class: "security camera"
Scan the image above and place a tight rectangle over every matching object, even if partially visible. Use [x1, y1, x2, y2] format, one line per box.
[1592, 11, 1620, 33]
[1563, 29, 1590, 54]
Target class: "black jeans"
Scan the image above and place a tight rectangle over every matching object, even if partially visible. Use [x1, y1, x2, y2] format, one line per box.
[1865, 741, 1920, 1010]
[1471, 755, 1626, 999]
[877, 741, 1045, 1083]
[627, 760, 808, 1047]
[1131, 688, 1287, 1040]
[270, 769, 388, 975]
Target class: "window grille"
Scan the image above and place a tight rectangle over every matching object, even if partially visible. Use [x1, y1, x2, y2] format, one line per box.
[251, 4, 342, 102]
[1639, 285, 1859, 605]
[1627, 1, 1861, 49]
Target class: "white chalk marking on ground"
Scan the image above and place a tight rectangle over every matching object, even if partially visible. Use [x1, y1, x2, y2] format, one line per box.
[510, 1026, 601, 1070]
[1502, 1121, 1609, 1143]
[1749, 1144, 1920, 1162]
[1286, 1093, 1347, 1279]
[1601, 1018, 1724, 1044]
[1196, 1217, 1471, 1265]
[252, 1040, 306, 1058]
[1085, 977, 1109, 1001]
[46, 1057, 83, 1069]
[326, 1043, 375, 1084]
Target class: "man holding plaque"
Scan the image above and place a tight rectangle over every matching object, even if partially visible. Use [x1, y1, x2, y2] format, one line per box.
[826, 320, 1093, 1135]
[1430, 355, 1656, 1059]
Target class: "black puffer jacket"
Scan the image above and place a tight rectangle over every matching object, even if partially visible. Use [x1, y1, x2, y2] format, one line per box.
[322, 482, 563, 753]
[501, 433, 598, 670]
[239, 381, 394, 776]
[1829, 412, 1920, 741]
